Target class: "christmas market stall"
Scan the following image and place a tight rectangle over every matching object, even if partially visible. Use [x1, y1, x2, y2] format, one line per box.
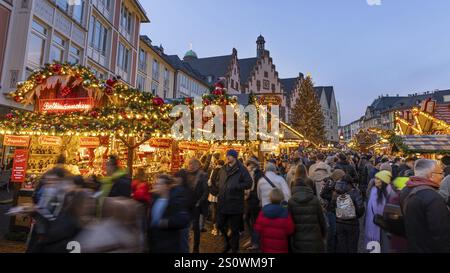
[390, 135, 450, 159]
[0, 63, 174, 188]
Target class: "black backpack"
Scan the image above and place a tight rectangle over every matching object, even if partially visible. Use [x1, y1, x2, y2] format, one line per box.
[374, 185, 433, 237]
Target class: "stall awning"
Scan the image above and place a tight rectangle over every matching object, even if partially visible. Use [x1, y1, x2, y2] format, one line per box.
[395, 135, 450, 153]
[280, 121, 317, 147]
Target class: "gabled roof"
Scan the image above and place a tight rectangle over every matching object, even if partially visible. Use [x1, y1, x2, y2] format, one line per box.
[280, 78, 297, 96]
[140, 35, 175, 70]
[166, 55, 209, 87]
[185, 55, 233, 84]
[371, 89, 450, 114]
[238, 58, 258, 84]
[314, 86, 334, 108]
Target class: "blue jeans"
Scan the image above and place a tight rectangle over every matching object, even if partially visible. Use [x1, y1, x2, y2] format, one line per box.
[326, 212, 337, 253]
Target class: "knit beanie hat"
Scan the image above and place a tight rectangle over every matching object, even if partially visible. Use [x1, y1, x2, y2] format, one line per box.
[226, 149, 238, 159]
[379, 163, 392, 173]
[375, 170, 392, 184]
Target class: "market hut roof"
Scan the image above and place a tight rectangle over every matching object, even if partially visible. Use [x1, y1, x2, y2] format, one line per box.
[393, 135, 450, 154]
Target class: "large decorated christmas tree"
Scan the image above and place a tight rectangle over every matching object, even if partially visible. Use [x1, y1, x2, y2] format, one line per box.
[290, 75, 326, 145]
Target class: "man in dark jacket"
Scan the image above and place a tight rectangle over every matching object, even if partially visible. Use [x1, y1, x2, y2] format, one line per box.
[335, 154, 358, 184]
[216, 150, 252, 253]
[400, 159, 450, 252]
[186, 158, 209, 253]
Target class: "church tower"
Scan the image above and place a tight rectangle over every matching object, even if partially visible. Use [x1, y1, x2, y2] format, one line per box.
[256, 35, 265, 58]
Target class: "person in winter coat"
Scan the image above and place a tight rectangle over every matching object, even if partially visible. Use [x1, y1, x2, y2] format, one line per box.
[366, 163, 392, 198]
[320, 169, 346, 253]
[289, 178, 327, 253]
[335, 153, 359, 184]
[290, 163, 308, 192]
[397, 157, 416, 177]
[216, 149, 252, 253]
[257, 162, 291, 208]
[131, 168, 151, 204]
[308, 156, 332, 204]
[254, 188, 295, 253]
[286, 152, 301, 189]
[244, 157, 264, 250]
[103, 155, 132, 198]
[439, 175, 450, 207]
[148, 174, 191, 253]
[334, 175, 365, 253]
[186, 158, 209, 253]
[364, 170, 394, 251]
[400, 159, 450, 252]
[208, 160, 224, 236]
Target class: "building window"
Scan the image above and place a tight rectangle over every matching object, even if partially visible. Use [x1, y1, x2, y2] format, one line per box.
[256, 80, 261, 92]
[28, 20, 47, 69]
[56, 0, 69, 12]
[117, 42, 130, 71]
[264, 71, 268, 78]
[164, 69, 169, 88]
[50, 33, 66, 63]
[151, 81, 158, 95]
[235, 82, 239, 90]
[231, 79, 235, 89]
[138, 49, 147, 71]
[152, 60, 159, 81]
[120, 4, 133, 34]
[89, 17, 108, 55]
[137, 75, 145, 91]
[89, 65, 106, 79]
[263, 79, 270, 90]
[68, 44, 81, 64]
[271, 83, 275, 92]
[72, 0, 84, 23]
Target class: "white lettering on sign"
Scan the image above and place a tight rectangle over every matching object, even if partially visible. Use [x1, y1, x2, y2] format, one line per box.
[42, 102, 92, 112]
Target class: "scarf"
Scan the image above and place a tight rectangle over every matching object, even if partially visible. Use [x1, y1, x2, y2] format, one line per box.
[406, 176, 440, 189]
[97, 169, 128, 217]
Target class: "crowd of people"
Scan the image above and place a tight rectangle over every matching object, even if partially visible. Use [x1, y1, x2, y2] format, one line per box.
[10, 149, 450, 253]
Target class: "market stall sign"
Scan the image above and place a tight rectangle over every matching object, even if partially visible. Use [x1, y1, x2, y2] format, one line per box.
[149, 138, 173, 148]
[38, 136, 63, 146]
[3, 135, 30, 147]
[178, 141, 209, 151]
[79, 137, 100, 148]
[38, 97, 94, 113]
[258, 95, 282, 105]
[11, 149, 29, 183]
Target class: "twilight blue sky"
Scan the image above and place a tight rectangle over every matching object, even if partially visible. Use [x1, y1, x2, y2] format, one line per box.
[140, 0, 450, 124]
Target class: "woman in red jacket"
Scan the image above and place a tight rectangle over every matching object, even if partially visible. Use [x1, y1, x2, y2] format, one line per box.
[132, 168, 151, 204]
[254, 188, 295, 253]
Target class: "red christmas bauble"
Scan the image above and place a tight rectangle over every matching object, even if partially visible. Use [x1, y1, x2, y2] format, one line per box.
[35, 75, 44, 84]
[14, 96, 21, 102]
[185, 97, 193, 105]
[106, 79, 117, 88]
[203, 99, 211, 105]
[6, 113, 14, 119]
[152, 97, 164, 106]
[120, 111, 128, 119]
[90, 111, 99, 118]
[52, 64, 62, 73]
